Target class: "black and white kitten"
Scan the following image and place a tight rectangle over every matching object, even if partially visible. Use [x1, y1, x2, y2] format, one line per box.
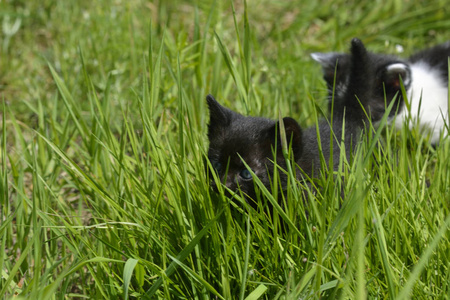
[312, 38, 449, 144]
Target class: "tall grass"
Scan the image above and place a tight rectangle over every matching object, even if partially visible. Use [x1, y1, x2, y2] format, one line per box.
[1, 0, 449, 298]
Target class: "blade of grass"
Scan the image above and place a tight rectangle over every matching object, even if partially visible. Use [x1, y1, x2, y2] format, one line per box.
[244, 284, 268, 300]
[397, 213, 450, 300]
[123, 258, 139, 300]
[48, 64, 89, 146]
[239, 216, 251, 300]
[370, 197, 397, 299]
[144, 210, 223, 298]
[0, 238, 34, 296]
[214, 31, 249, 113]
[167, 254, 225, 300]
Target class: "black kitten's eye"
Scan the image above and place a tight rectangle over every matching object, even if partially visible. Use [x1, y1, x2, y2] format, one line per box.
[239, 169, 252, 180]
[211, 160, 222, 172]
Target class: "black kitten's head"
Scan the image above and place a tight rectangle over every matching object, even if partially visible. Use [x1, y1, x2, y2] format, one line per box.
[312, 38, 411, 121]
[206, 95, 302, 205]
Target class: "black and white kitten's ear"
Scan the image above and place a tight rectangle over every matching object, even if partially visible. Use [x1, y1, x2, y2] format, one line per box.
[347, 38, 371, 95]
[267, 117, 303, 158]
[311, 52, 340, 69]
[350, 38, 369, 58]
[349, 38, 369, 75]
[206, 94, 234, 137]
[382, 63, 411, 92]
[311, 52, 347, 87]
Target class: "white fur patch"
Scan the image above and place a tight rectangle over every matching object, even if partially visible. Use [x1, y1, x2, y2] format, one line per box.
[394, 62, 449, 144]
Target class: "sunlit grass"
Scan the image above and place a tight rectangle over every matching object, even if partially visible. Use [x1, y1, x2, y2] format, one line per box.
[1, 0, 449, 298]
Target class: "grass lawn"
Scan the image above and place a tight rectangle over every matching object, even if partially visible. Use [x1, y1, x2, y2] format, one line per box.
[1, 0, 450, 299]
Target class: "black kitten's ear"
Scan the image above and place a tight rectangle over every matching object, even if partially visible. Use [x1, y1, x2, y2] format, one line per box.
[382, 63, 411, 92]
[282, 117, 303, 157]
[267, 117, 303, 158]
[206, 94, 234, 136]
[206, 94, 226, 122]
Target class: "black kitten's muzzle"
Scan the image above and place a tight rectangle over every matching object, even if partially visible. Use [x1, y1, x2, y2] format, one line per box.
[208, 176, 258, 207]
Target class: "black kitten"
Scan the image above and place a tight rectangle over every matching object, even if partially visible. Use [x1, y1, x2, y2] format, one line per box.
[206, 95, 362, 204]
[312, 38, 449, 144]
[206, 95, 302, 204]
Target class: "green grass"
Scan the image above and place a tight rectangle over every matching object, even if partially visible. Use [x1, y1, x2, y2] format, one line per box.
[1, 0, 450, 299]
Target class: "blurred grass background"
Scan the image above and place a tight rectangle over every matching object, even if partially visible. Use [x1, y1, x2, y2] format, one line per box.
[1, 0, 449, 299]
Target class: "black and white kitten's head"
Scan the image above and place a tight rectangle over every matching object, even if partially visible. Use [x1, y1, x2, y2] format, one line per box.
[312, 38, 411, 122]
[206, 95, 302, 204]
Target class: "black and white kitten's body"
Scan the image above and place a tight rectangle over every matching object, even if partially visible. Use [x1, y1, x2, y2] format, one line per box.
[206, 39, 373, 202]
[312, 39, 450, 144]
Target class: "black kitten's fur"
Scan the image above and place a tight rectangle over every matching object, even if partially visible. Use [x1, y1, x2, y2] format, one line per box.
[206, 39, 378, 203]
[207, 96, 300, 203]
[312, 38, 450, 144]
[206, 94, 362, 204]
